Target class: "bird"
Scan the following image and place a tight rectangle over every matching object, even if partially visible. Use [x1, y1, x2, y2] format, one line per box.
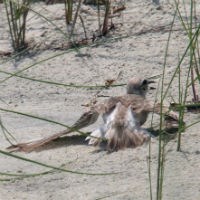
[86, 101, 151, 151]
[7, 77, 178, 152]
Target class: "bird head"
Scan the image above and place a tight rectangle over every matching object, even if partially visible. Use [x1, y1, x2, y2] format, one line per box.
[126, 77, 155, 97]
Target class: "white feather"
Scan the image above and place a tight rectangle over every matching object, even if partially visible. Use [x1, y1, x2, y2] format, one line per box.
[126, 106, 137, 129]
[86, 126, 106, 145]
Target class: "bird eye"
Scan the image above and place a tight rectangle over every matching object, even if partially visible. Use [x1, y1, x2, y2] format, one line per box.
[142, 79, 148, 85]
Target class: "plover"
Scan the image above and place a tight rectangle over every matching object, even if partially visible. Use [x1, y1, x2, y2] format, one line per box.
[7, 77, 178, 152]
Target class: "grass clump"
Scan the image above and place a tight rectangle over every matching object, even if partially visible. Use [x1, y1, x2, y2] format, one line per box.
[3, 0, 31, 52]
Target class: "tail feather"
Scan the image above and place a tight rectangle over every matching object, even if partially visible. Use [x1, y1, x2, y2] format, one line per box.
[107, 128, 150, 152]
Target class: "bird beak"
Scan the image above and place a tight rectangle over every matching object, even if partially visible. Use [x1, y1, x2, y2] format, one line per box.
[146, 80, 155, 84]
[147, 80, 156, 90]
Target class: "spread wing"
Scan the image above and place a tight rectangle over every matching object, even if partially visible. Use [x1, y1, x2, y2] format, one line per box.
[7, 109, 100, 152]
[143, 101, 179, 121]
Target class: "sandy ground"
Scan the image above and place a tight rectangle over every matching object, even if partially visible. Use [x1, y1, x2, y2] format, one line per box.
[0, 0, 200, 199]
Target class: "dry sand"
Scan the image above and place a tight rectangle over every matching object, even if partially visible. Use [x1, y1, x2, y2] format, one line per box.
[0, 0, 200, 199]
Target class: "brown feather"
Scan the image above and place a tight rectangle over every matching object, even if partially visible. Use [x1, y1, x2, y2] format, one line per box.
[107, 128, 150, 151]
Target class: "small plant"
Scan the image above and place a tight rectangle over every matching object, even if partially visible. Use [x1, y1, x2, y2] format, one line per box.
[3, 0, 30, 52]
[64, 0, 73, 25]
